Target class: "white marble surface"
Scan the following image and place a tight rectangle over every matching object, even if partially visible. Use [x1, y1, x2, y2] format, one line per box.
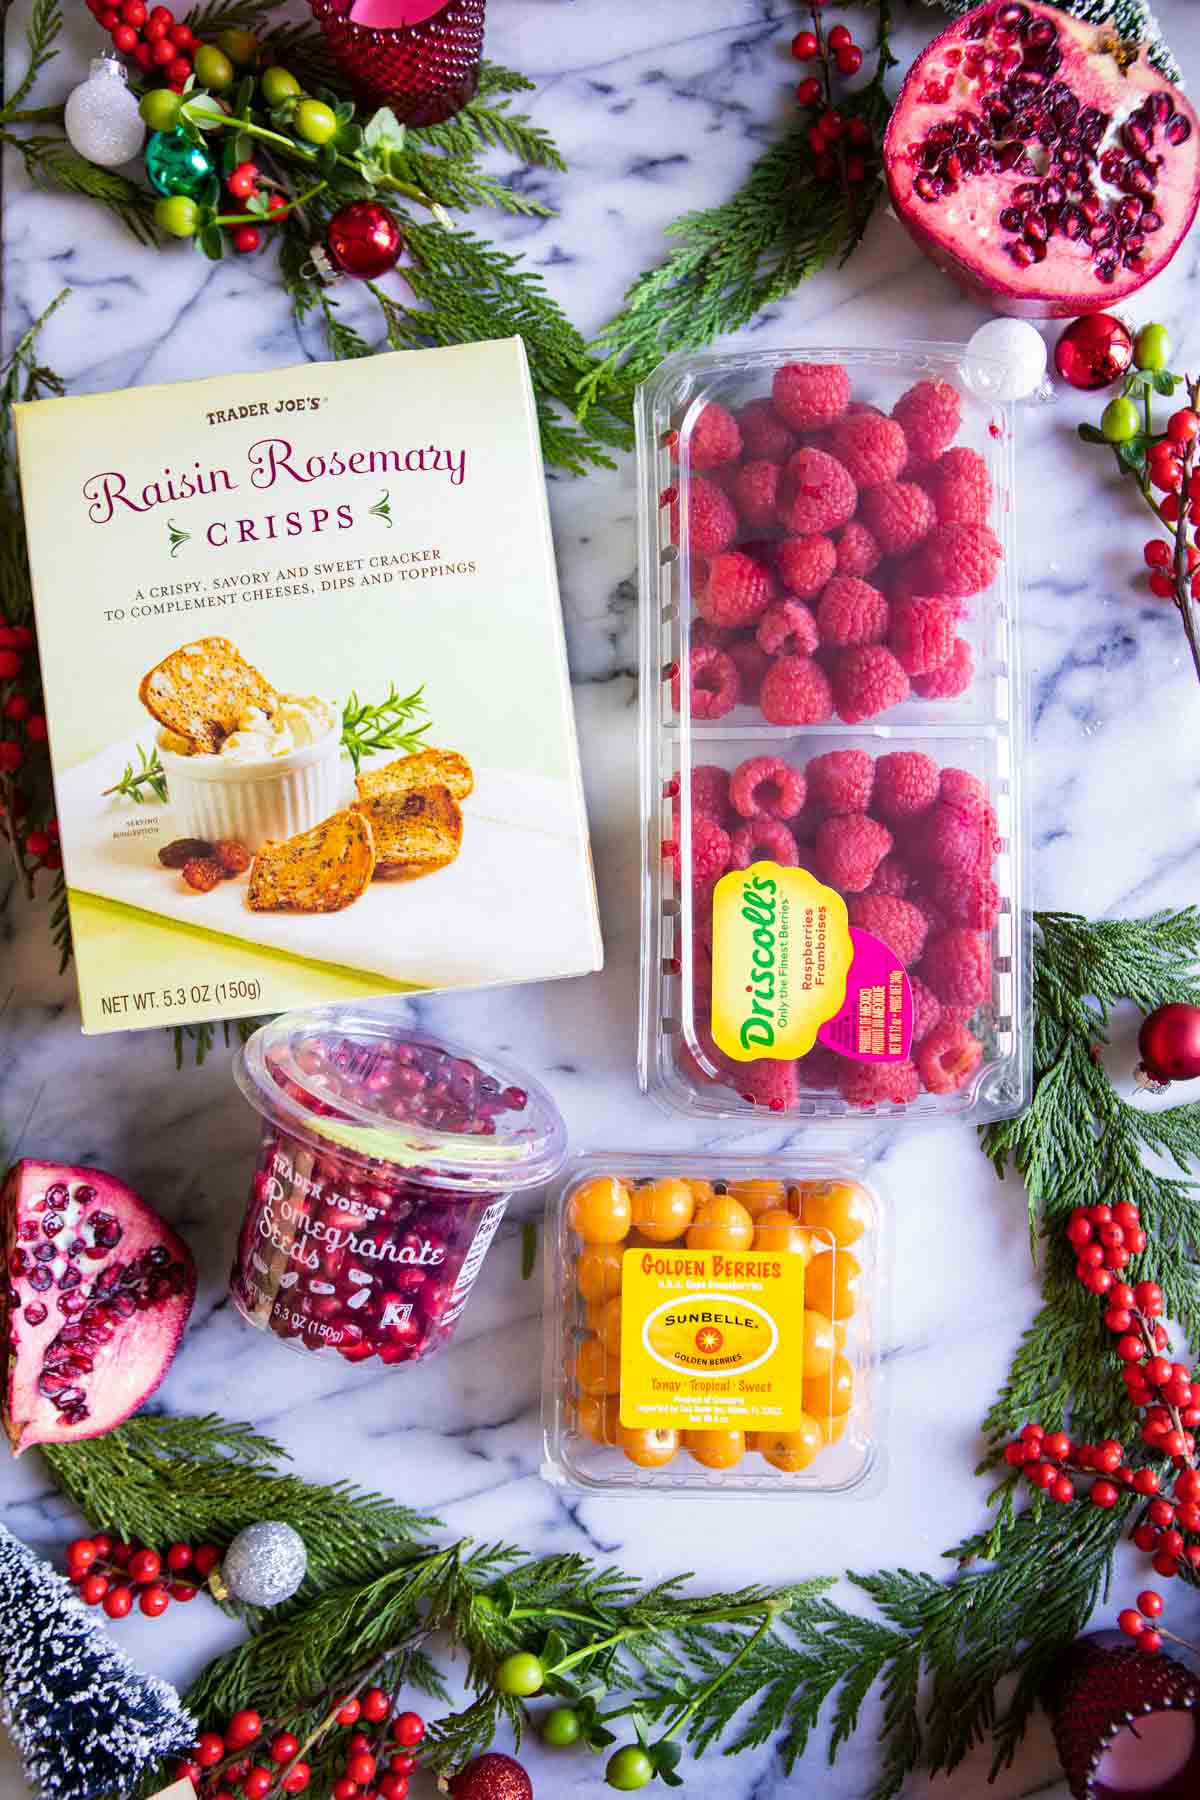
[4, 2, 1200, 1795]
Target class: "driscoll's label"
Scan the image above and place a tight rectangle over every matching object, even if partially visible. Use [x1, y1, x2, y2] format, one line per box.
[710, 861, 912, 1063]
[619, 1247, 804, 1433]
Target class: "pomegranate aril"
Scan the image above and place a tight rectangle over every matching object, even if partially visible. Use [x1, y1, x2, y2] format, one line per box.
[1124, 120, 1151, 156]
[28, 1267, 53, 1292]
[1142, 209, 1165, 230]
[23, 1303, 46, 1325]
[1167, 113, 1192, 146]
[45, 1184, 68, 1205]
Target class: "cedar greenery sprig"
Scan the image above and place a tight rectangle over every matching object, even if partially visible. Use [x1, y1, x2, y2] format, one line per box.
[43, 1413, 438, 1597]
[581, 2, 898, 401]
[980, 909, 1200, 1455]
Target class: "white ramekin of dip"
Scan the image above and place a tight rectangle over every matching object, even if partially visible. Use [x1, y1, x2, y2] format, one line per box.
[158, 695, 347, 851]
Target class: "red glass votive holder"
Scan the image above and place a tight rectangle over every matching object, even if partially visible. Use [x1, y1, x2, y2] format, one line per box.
[231, 1005, 566, 1368]
[1048, 1638, 1200, 1799]
[308, 0, 487, 124]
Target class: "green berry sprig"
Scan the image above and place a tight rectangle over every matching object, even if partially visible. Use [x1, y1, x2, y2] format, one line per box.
[1078, 324, 1200, 686]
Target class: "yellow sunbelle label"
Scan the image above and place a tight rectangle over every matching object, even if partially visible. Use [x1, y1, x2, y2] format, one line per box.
[619, 1247, 804, 1432]
[710, 863, 854, 1062]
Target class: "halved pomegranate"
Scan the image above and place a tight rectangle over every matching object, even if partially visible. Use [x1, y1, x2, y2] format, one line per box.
[0, 1160, 195, 1453]
[884, 1, 1200, 317]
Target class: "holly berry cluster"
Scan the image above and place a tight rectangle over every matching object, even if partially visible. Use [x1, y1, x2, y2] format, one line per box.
[175, 1692, 426, 1800]
[1003, 1201, 1200, 1653]
[81, 0, 203, 92]
[64, 1532, 219, 1618]
[0, 620, 57, 884]
[790, 6, 874, 187]
[222, 160, 289, 255]
[1142, 402, 1200, 597]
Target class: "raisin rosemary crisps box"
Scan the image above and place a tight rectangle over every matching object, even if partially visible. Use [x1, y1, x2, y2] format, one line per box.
[14, 337, 602, 1033]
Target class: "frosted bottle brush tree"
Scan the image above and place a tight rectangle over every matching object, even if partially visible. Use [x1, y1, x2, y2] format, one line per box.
[0, 1524, 196, 1800]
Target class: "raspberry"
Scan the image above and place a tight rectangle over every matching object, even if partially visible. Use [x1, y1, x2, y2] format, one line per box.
[860, 480, 936, 556]
[912, 638, 973, 698]
[806, 748, 874, 816]
[693, 618, 737, 650]
[759, 654, 834, 725]
[838, 1058, 920, 1108]
[673, 473, 737, 556]
[929, 866, 1001, 931]
[690, 554, 710, 597]
[847, 895, 928, 966]
[672, 814, 732, 891]
[939, 767, 987, 813]
[920, 929, 991, 1010]
[872, 751, 939, 822]
[909, 975, 942, 1043]
[835, 521, 881, 577]
[816, 575, 888, 648]
[830, 411, 907, 488]
[730, 755, 805, 820]
[907, 523, 1002, 600]
[889, 596, 957, 675]
[814, 813, 892, 892]
[679, 400, 742, 470]
[698, 551, 771, 627]
[928, 446, 992, 526]
[796, 1046, 843, 1090]
[731, 817, 800, 869]
[736, 399, 796, 464]
[772, 361, 852, 431]
[867, 853, 912, 898]
[832, 645, 910, 723]
[777, 533, 838, 598]
[915, 1021, 983, 1094]
[734, 460, 782, 530]
[673, 644, 740, 719]
[738, 1058, 799, 1112]
[757, 599, 819, 657]
[777, 448, 858, 534]
[687, 764, 732, 822]
[893, 378, 962, 466]
[924, 798, 996, 872]
[727, 637, 771, 704]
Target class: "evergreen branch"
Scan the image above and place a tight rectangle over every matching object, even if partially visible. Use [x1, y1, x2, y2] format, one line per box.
[410, 66, 566, 172]
[15, 138, 158, 245]
[48, 870, 72, 973]
[391, 150, 553, 218]
[339, 682, 431, 774]
[172, 1016, 261, 1068]
[44, 1414, 439, 1596]
[368, 225, 633, 477]
[319, 291, 372, 362]
[1, 0, 62, 123]
[182, 0, 270, 37]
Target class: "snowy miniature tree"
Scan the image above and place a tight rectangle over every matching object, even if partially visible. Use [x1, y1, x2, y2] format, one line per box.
[0, 1525, 195, 1800]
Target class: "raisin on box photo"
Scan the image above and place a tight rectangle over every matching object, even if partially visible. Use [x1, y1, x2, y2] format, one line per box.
[14, 336, 601, 1034]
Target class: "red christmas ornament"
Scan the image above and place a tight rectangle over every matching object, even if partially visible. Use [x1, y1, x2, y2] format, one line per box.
[1136, 1003, 1200, 1091]
[326, 201, 403, 279]
[1054, 314, 1134, 391]
[1046, 1639, 1200, 1798]
[448, 1754, 532, 1800]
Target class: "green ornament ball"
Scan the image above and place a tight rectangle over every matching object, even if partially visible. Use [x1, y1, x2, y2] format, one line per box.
[145, 129, 217, 201]
[1101, 396, 1140, 443]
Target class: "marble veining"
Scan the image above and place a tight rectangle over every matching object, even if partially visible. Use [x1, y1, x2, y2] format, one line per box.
[4, 2, 1200, 1794]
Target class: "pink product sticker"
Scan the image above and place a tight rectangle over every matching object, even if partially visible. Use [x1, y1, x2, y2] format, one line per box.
[347, 0, 451, 25]
[817, 927, 913, 1062]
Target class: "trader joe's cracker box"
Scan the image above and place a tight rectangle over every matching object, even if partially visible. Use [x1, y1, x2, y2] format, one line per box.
[15, 338, 602, 1033]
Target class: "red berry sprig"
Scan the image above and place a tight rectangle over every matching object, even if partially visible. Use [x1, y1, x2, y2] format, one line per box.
[174, 1688, 426, 1800]
[789, 6, 875, 187]
[64, 1533, 219, 1617]
[0, 620, 55, 892]
[1001, 1202, 1200, 1656]
[83, 0, 199, 92]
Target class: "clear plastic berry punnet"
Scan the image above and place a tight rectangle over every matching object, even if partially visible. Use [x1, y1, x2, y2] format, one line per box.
[541, 1153, 886, 1497]
[637, 345, 1030, 1125]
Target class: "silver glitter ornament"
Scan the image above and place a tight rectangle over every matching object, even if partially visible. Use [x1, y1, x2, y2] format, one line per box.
[212, 1521, 307, 1607]
[63, 57, 146, 169]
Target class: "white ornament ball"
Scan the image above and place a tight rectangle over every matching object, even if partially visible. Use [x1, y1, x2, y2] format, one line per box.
[963, 318, 1049, 402]
[64, 57, 146, 169]
[219, 1521, 308, 1607]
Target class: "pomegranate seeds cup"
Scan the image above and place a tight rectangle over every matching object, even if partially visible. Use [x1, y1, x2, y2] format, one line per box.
[231, 1005, 567, 1367]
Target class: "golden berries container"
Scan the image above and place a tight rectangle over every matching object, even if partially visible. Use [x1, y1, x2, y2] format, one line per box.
[541, 1153, 884, 1495]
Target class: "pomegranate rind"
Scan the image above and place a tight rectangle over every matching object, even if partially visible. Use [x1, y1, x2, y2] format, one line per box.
[884, 1, 1200, 319]
[1, 1159, 195, 1454]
